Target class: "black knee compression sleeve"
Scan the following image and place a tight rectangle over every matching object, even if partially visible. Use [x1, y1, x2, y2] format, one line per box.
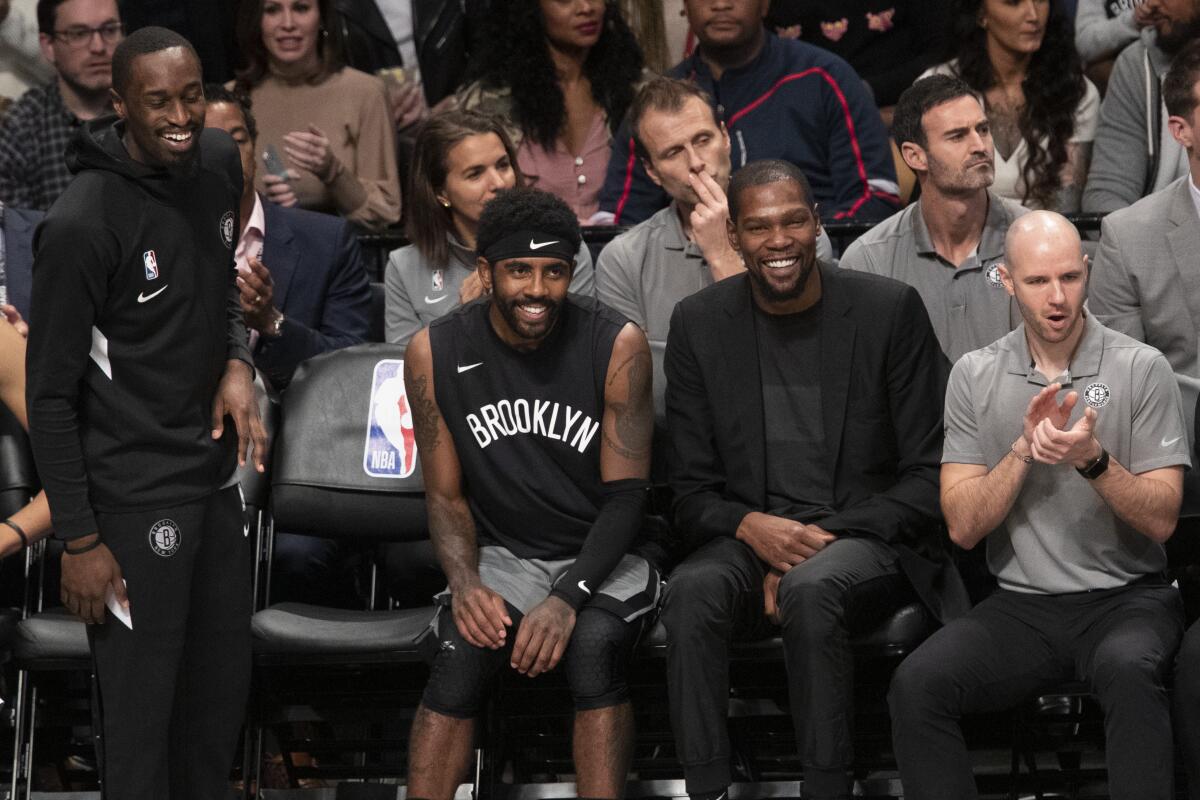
[562, 607, 642, 711]
[421, 605, 516, 718]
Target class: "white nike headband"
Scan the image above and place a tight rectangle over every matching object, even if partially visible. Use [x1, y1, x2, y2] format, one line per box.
[480, 229, 577, 265]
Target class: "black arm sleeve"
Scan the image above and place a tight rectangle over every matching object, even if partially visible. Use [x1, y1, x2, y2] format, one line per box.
[551, 478, 650, 610]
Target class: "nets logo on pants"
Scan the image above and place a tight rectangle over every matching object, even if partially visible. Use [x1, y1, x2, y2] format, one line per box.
[362, 359, 418, 478]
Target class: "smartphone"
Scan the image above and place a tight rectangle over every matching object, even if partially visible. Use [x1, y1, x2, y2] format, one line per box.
[263, 144, 289, 179]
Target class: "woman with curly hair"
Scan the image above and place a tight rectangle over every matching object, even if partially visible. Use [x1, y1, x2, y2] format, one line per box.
[921, 0, 1099, 211]
[455, 0, 645, 223]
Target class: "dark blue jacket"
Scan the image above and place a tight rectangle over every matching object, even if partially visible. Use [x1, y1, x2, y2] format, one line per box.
[600, 32, 899, 225]
[3, 206, 42, 321]
[256, 201, 371, 388]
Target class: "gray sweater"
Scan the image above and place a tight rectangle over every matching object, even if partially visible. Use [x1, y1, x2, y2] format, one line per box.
[1083, 34, 1188, 214]
[1074, 0, 1140, 64]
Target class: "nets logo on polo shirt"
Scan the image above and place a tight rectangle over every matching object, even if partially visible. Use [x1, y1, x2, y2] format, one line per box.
[220, 211, 235, 249]
[363, 359, 419, 478]
[985, 263, 1005, 288]
[1084, 382, 1111, 408]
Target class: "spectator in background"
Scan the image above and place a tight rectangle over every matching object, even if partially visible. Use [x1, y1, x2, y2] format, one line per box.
[921, 0, 1098, 213]
[765, 0, 952, 114]
[0, 199, 39, 322]
[596, 78, 832, 345]
[203, 84, 370, 391]
[454, 0, 645, 224]
[232, 0, 401, 232]
[0, 0, 53, 100]
[619, 0, 671, 73]
[332, 0, 492, 124]
[841, 76, 1028, 364]
[0, 0, 122, 210]
[1083, 0, 1200, 213]
[1075, 0, 1153, 89]
[384, 109, 593, 351]
[0, 319, 51, 559]
[600, 0, 900, 226]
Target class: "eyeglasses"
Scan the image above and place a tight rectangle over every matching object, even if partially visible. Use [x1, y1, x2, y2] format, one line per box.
[52, 22, 124, 48]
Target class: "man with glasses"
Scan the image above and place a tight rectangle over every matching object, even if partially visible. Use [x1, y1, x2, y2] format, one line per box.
[0, 0, 123, 210]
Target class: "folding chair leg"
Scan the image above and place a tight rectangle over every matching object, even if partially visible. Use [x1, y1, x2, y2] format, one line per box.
[10, 668, 28, 800]
[22, 684, 39, 800]
[471, 747, 483, 800]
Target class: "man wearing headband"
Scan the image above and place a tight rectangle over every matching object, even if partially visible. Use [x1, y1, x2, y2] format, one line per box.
[403, 186, 659, 800]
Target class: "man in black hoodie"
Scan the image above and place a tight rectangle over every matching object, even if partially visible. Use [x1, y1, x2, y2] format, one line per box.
[25, 26, 266, 800]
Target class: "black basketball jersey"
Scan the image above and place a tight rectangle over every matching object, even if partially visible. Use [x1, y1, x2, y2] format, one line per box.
[429, 295, 627, 560]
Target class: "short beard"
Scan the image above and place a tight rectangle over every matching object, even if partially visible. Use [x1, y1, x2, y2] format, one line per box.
[748, 256, 816, 304]
[59, 70, 112, 106]
[1157, 15, 1200, 55]
[494, 295, 561, 342]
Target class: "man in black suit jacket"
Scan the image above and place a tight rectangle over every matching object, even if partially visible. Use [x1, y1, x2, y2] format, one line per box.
[661, 160, 964, 800]
[1, 202, 42, 325]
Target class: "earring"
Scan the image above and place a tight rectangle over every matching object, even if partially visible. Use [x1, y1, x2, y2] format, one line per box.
[439, 198, 451, 208]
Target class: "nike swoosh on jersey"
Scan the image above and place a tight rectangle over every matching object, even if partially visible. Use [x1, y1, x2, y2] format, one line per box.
[529, 239, 558, 250]
[1162, 435, 1183, 447]
[457, 362, 484, 374]
[577, 580, 592, 596]
[137, 285, 169, 303]
[425, 295, 448, 304]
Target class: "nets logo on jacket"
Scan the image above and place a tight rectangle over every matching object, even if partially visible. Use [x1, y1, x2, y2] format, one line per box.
[363, 359, 418, 478]
[220, 211, 235, 249]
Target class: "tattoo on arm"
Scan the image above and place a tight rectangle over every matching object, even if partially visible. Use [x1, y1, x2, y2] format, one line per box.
[408, 373, 441, 453]
[603, 349, 653, 461]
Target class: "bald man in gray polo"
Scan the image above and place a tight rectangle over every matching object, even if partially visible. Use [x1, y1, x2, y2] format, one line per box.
[887, 212, 1189, 800]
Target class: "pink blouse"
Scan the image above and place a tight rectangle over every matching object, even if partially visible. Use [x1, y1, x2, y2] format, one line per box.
[516, 110, 610, 223]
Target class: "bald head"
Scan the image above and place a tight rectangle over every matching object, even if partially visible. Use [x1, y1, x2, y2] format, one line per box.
[1004, 211, 1083, 277]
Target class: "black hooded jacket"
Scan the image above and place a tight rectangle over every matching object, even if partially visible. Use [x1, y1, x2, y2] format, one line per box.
[25, 118, 251, 540]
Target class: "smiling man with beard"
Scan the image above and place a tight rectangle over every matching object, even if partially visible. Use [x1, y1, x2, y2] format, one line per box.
[403, 186, 659, 800]
[660, 159, 963, 800]
[25, 26, 266, 800]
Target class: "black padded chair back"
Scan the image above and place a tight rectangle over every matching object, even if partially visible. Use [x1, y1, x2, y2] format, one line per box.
[0, 405, 37, 519]
[648, 340, 669, 490]
[271, 343, 427, 541]
[367, 282, 386, 344]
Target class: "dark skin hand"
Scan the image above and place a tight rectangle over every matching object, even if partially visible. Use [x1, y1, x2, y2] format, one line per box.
[61, 533, 127, 625]
[510, 595, 576, 677]
[737, 511, 837, 572]
[451, 577, 512, 650]
[210, 358, 268, 472]
[236, 256, 279, 333]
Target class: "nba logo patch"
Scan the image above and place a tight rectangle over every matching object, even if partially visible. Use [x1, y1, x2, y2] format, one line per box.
[143, 250, 159, 280]
[363, 359, 419, 478]
[432, 269, 444, 292]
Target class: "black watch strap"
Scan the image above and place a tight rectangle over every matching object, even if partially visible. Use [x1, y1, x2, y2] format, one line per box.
[1076, 447, 1110, 480]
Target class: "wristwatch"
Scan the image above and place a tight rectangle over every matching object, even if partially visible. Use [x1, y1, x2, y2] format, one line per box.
[264, 309, 285, 338]
[1076, 447, 1110, 480]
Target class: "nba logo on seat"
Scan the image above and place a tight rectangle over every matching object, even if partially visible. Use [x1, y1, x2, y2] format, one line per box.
[143, 250, 159, 280]
[363, 359, 418, 478]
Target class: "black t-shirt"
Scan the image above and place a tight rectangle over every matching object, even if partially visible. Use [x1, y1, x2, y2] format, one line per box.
[429, 295, 625, 560]
[755, 302, 834, 522]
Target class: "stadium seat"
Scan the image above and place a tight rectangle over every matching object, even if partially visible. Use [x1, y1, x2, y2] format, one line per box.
[368, 281, 386, 344]
[247, 342, 445, 793]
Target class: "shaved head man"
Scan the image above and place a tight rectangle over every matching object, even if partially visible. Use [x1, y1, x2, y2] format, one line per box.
[889, 212, 1190, 800]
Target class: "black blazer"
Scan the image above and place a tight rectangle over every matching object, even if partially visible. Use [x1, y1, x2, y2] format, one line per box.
[255, 202, 371, 388]
[3, 206, 42, 322]
[664, 264, 967, 621]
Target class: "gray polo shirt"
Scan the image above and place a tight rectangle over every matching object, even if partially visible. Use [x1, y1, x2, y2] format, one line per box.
[840, 191, 1028, 364]
[596, 202, 833, 344]
[384, 235, 595, 349]
[944, 315, 1190, 594]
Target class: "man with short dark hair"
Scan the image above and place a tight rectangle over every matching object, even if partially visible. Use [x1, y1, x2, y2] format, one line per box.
[1083, 0, 1200, 212]
[661, 159, 961, 800]
[598, 0, 898, 226]
[841, 75, 1028, 364]
[404, 186, 659, 800]
[889, 211, 1189, 800]
[0, 0, 123, 209]
[26, 27, 266, 799]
